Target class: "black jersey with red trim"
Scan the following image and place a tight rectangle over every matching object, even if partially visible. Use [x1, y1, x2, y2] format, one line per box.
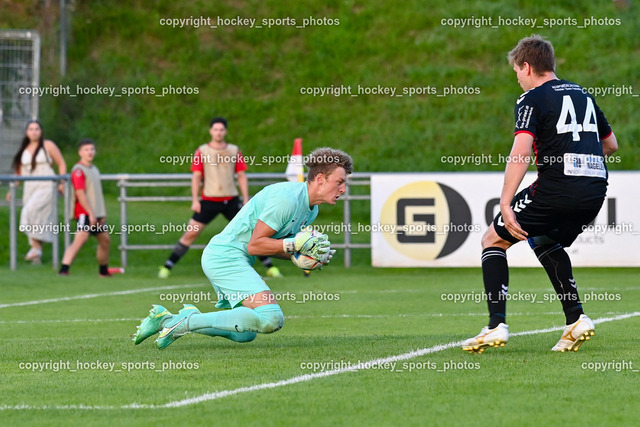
[514, 79, 612, 206]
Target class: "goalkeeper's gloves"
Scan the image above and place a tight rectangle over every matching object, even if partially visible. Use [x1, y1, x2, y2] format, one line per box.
[283, 230, 330, 258]
[317, 249, 336, 266]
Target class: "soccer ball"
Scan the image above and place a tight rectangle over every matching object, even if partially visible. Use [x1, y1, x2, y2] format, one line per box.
[291, 252, 323, 270]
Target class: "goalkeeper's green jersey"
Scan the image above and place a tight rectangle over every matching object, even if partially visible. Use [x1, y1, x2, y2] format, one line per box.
[207, 181, 319, 257]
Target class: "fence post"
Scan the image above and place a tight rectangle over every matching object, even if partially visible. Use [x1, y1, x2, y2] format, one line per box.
[9, 182, 17, 270]
[51, 183, 59, 270]
[63, 177, 71, 249]
[343, 182, 351, 268]
[119, 179, 128, 268]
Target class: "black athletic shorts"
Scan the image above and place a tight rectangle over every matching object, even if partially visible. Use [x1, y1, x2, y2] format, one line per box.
[77, 214, 108, 235]
[493, 186, 604, 247]
[192, 197, 243, 224]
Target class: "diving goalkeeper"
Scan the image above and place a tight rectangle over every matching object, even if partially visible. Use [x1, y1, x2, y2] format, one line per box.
[134, 147, 353, 348]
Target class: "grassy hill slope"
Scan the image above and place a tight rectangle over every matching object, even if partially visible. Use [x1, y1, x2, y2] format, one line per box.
[1, 0, 638, 176]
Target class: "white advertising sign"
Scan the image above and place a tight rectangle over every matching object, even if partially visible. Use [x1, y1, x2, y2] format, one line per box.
[370, 172, 639, 267]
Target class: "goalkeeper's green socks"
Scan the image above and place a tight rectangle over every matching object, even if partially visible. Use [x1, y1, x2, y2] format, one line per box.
[188, 305, 284, 335]
[192, 327, 257, 343]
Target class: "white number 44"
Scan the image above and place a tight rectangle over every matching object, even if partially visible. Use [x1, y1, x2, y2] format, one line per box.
[556, 95, 598, 141]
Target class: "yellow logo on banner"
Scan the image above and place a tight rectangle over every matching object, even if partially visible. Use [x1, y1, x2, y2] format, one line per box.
[379, 181, 472, 261]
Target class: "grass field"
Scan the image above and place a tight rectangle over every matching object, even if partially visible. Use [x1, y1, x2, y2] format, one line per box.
[1, 261, 638, 425]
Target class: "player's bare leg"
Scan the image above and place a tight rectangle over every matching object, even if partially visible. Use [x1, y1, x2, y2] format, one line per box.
[59, 230, 90, 274]
[96, 230, 111, 276]
[178, 219, 205, 246]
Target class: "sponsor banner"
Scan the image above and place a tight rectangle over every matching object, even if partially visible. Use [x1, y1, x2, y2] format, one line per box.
[370, 172, 639, 267]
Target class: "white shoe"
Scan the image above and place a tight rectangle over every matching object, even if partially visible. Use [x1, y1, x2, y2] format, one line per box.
[462, 323, 509, 353]
[25, 248, 42, 262]
[551, 314, 595, 352]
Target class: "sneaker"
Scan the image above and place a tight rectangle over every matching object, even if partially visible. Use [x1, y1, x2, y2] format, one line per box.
[462, 323, 509, 353]
[25, 248, 42, 262]
[133, 305, 173, 345]
[551, 314, 595, 352]
[156, 304, 200, 350]
[265, 266, 283, 278]
[158, 266, 171, 279]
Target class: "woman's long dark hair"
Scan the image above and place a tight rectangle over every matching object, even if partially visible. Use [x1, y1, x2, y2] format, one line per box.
[11, 120, 44, 174]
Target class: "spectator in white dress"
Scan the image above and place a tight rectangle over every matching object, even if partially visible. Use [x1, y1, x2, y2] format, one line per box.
[6, 120, 67, 264]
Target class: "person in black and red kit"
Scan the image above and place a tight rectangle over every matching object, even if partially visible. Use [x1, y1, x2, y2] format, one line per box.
[462, 35, 618, 353]
[158, 117, 282, 279]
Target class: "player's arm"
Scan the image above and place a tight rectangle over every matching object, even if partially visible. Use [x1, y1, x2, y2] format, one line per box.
[75, 189, 96, 225]
[236, 170, 249, 205]
[247, 220, 290, 259]
[190, 171, 203, 213]
[602, 132, 618, 157]
[44, 140, 67, 193]
[500, 132, 533, 241]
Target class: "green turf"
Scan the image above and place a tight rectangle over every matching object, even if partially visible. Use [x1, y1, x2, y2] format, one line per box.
[1, 265, 638, 425]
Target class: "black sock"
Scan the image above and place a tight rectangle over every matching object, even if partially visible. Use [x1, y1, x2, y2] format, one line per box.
[532, 243, 583, 324]
[99, 264, 109, 275]
[59, 264, 70, 274]
[482, 247, 509, 328]
[259, 256, 273, 269]
[165, 242, 189, 269]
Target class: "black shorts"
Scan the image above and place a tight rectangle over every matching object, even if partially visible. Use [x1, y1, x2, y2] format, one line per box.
[493, 186, 604, 247]
[192, 197, 243, 224]
[77, 215, 109, 235]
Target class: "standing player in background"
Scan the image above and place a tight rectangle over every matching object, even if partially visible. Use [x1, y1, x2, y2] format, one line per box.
[135, 148, 353, 349]
[463, 35, 618, 353]
[59, 139, 112, 277]
[158, 117, 282, 279]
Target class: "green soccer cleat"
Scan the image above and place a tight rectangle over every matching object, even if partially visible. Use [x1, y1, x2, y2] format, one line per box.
[158, 266, 171, 279]
[265, 266, 283, 278]
[156, 304, 200, 350]
[133, 305, 173, 345]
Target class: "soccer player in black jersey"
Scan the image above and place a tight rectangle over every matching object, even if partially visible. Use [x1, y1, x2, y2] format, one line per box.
[462, 35, 618, 353]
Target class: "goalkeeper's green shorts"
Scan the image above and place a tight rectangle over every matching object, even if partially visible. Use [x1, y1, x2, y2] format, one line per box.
[201, 244, 270, 309]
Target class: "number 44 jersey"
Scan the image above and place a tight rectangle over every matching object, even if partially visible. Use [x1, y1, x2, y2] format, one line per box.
[514, 79, 613, 207]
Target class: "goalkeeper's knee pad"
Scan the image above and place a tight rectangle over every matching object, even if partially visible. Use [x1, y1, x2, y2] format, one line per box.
[254, 304, 284, 334]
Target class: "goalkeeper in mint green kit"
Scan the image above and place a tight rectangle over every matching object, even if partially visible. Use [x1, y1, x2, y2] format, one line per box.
[134, 147, 353, 348]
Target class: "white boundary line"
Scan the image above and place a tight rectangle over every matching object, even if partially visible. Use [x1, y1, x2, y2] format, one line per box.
[0, 284, 201, 309]
[0, 311, 633, 325]
[1, 311, 638, 411]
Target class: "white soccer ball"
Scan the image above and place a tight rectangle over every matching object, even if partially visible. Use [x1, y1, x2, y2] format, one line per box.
[291, 252, 323, 271]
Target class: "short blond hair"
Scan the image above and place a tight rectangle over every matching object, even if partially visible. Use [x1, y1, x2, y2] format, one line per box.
[305, 147, 353, 181]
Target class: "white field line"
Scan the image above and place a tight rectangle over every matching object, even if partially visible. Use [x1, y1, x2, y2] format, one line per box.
[0, 311, 638, 411]
[0, 311, 633, 325]
[0, 284, 201, 309]
[4, 285, 636, 310]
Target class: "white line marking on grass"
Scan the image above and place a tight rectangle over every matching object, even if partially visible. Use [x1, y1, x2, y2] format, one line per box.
[160, 312, 640, 409]
[0, 284, 202, 309]
[1, 311, 637, 411]
[0, 311, 635, 325]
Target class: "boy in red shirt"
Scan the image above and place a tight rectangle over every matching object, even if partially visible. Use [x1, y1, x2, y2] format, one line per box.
[59, 139, 112, 276]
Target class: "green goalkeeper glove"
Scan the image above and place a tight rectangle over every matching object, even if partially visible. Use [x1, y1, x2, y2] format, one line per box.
[283, 230, 330, 258]
[317, 249, 336, 266]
